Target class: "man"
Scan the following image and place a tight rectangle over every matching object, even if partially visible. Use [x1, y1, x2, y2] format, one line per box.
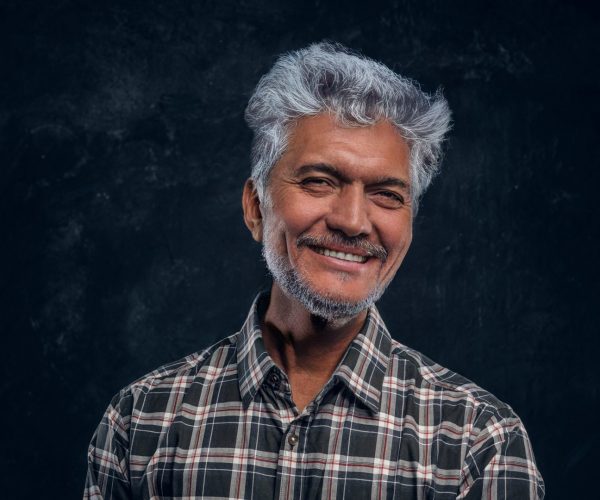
[85, 42, 544, 499]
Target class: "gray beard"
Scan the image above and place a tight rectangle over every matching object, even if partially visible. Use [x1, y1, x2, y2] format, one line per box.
[261, 224, 389, 321]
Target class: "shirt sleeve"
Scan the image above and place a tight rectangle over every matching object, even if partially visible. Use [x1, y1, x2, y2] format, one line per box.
[458, 410, 545, 500]
[84, 391, 133, 499]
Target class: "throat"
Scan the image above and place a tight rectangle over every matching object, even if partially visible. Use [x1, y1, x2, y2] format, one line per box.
[261, 285, 367, 406]
[288, 371, 332, 413]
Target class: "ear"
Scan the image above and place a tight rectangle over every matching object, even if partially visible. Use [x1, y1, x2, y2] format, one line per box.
[242, 178, 263, 242]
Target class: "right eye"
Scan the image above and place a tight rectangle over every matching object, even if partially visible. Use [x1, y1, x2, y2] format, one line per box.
[301, 177, 331, 186]
[299, 177, 335, 196]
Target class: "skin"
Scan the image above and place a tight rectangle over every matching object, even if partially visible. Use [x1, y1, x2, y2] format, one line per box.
[242, 113, 413, 411]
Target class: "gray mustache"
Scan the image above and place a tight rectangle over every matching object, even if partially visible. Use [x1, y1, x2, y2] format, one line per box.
[297, 233, 388, 262]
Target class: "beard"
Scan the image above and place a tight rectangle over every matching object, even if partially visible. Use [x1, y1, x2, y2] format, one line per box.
[261, 218, 390, 321]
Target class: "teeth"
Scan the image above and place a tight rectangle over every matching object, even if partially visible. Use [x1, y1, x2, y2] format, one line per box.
[315, 247, 368, 263]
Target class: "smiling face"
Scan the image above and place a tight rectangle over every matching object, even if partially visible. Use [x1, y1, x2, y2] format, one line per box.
[243, 113, 413, 319]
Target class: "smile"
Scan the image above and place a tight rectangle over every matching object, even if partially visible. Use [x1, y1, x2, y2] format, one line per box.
[313, 247, 368, 263]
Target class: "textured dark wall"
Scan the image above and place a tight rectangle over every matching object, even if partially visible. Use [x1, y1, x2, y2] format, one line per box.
[1, 0, 598, 497]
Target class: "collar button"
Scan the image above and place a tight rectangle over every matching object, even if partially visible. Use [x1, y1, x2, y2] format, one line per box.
[268, 372, 281, 389]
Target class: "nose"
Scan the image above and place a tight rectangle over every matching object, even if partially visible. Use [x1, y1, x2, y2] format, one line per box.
[325, 185, 372, 237]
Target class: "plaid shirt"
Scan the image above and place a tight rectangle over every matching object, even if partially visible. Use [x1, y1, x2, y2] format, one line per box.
[85, 294, 544, 499]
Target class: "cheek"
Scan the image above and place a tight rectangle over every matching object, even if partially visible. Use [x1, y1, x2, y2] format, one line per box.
[263, 211, 309, 258]
[276, 201, 325, 236]
[382, 222, 413, 262]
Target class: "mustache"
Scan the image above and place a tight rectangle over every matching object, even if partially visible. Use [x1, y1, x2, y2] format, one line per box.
[297, 233, 388, 262]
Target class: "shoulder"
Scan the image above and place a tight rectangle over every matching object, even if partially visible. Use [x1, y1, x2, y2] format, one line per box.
[108, 333, 240, 417]
[386, 340, 544, 497]
[87, 333, 244, 487]
[389, 340, 522, 429]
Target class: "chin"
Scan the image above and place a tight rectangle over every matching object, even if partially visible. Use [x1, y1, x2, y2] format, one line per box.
[263, 231, 390, 320]
[270, 257, 388, 320]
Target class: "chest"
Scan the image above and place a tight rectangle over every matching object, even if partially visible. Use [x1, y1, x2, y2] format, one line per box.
[128, 387, 469, 499]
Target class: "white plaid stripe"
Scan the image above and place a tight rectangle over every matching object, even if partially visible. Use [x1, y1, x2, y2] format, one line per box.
[85, 293, 544, 499]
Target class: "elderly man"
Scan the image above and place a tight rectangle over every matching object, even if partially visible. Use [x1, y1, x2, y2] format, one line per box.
[85, 42, 544, 499]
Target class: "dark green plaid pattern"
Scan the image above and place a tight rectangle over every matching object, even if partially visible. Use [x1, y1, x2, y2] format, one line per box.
[85, 295, 544, 499]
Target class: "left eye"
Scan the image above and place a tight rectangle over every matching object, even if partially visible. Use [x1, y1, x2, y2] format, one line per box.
[375, 191, 404, 205]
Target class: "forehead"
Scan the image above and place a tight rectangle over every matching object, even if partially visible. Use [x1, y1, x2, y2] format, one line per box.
[274, 113, 411, 181]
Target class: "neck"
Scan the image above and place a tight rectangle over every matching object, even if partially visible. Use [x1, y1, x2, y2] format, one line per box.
[261, 283, 367, 406]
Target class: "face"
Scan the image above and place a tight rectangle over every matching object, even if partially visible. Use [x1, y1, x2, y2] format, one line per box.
[243, 113, 413, 319]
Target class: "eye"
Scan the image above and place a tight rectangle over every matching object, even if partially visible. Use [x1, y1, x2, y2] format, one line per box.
[301, 177, 331, 186]
[373, 190, 405, 208]
[299, 177, 335, 193]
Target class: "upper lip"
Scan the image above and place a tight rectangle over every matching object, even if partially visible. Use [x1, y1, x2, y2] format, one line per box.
[297, 233, 388, 262]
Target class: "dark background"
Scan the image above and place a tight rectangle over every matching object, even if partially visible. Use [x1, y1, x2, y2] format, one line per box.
[1, 0, 598, 497]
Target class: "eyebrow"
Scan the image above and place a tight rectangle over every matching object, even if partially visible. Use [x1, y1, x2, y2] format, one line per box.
[295, 163, 410, 191]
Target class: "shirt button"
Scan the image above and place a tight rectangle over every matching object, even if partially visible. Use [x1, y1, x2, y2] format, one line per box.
[268, 372, 280, 388]
[287, 432, 299, 447]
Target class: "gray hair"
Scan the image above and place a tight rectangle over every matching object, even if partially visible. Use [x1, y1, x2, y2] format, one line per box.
[244, 42, 452, 211]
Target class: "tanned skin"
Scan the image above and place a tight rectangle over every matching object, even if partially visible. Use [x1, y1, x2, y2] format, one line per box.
[242, 113, 413, 411]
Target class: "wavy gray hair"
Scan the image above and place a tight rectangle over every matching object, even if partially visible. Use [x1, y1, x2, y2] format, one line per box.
[244, 42, 452, 211]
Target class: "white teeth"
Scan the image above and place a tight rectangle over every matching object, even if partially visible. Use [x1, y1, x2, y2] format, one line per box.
[315, 247, 368, 263]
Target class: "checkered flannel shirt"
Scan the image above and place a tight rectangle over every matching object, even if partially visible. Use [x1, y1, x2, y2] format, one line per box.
[85, 294, 544, 499]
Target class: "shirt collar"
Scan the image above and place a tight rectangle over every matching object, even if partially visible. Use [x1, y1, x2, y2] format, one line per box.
[236, 293, 277, 409]
[236, 292, 392, 414]
[333, 305, 392, 413]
